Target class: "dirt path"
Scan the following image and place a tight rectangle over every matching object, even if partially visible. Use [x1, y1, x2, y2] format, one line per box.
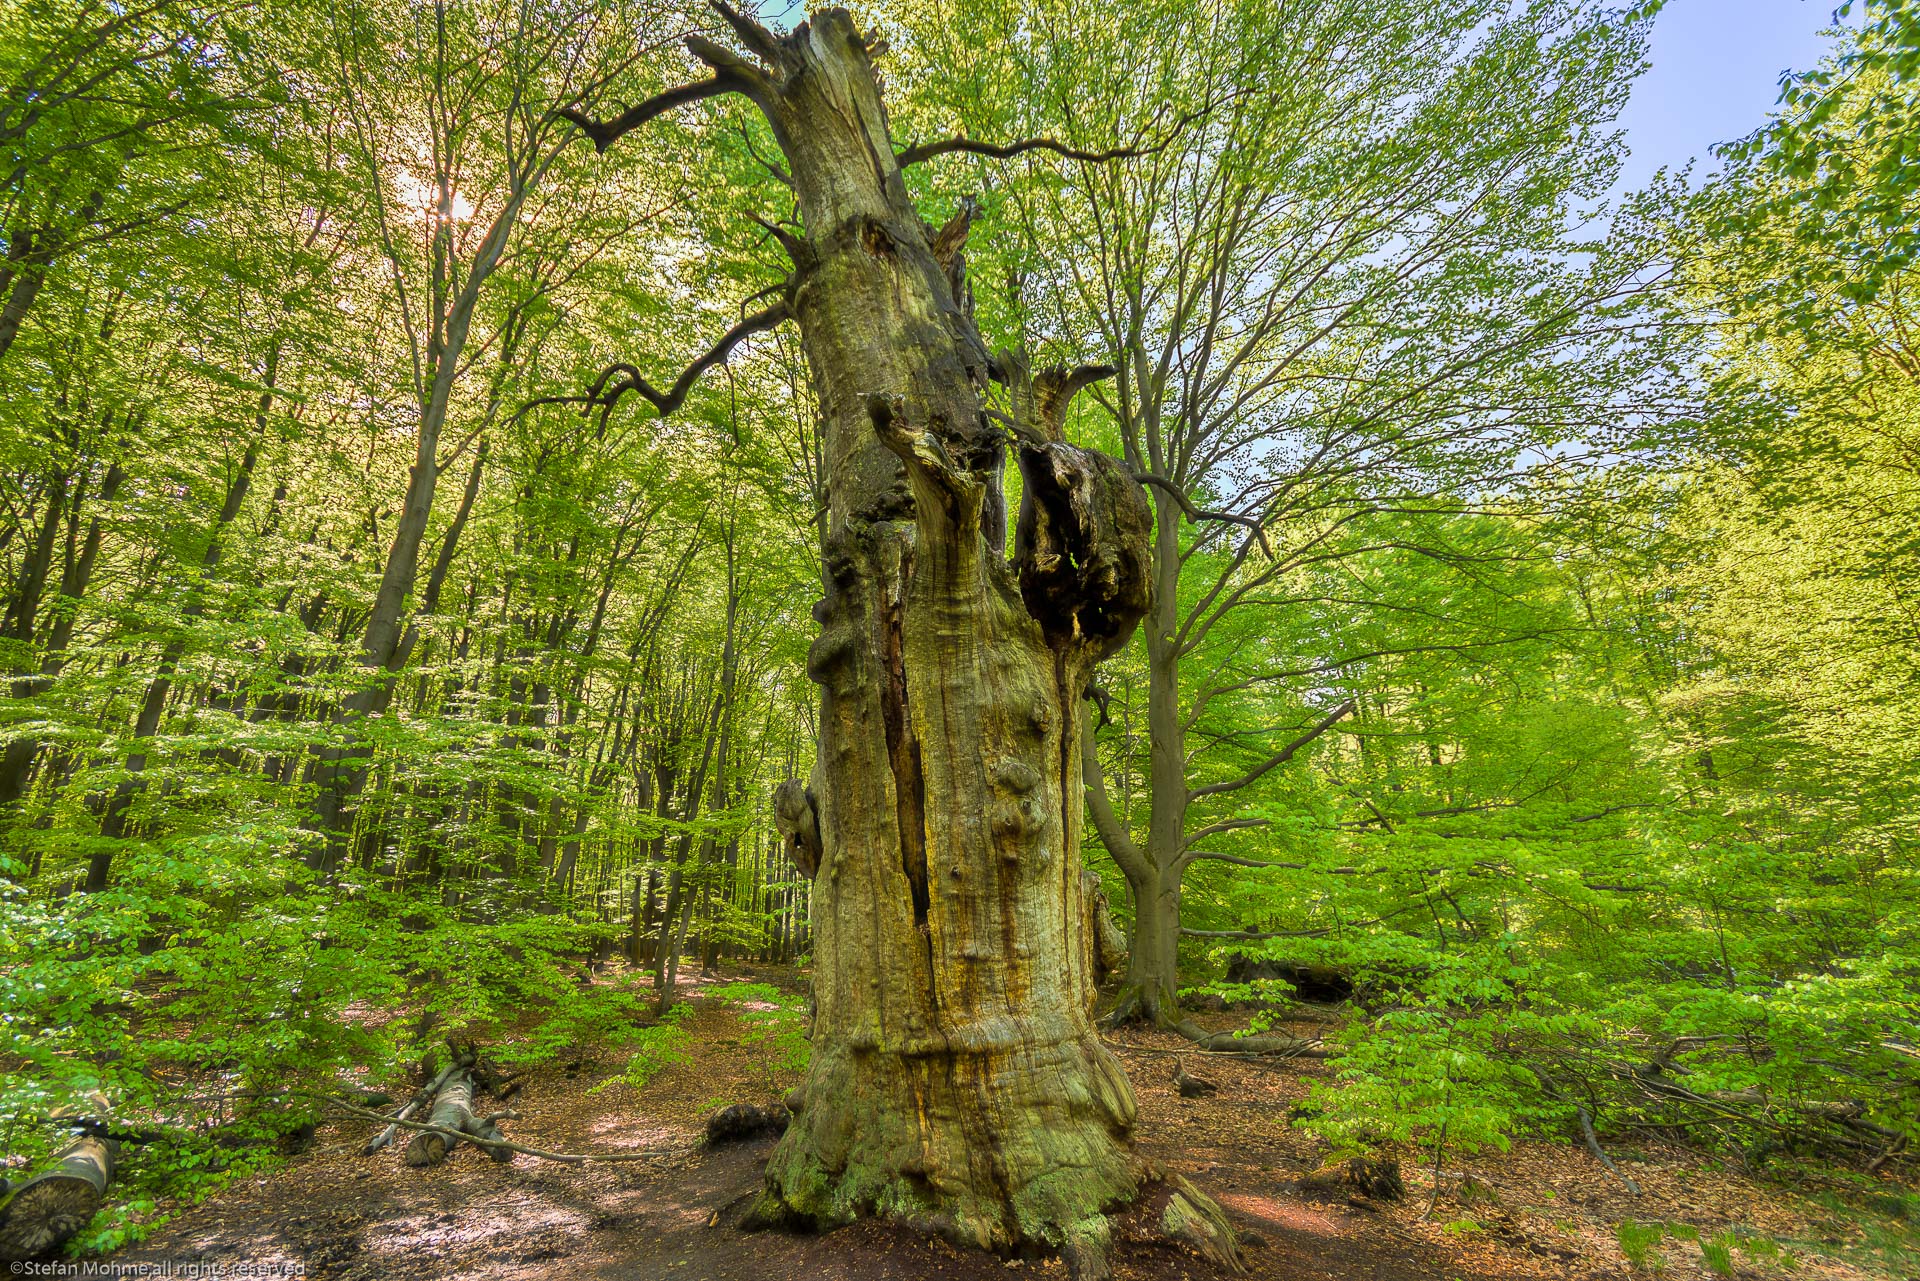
[114, 971, 1908, 1281]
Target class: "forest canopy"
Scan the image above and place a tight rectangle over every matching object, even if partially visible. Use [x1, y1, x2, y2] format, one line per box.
[0, 0, 1915, 1270]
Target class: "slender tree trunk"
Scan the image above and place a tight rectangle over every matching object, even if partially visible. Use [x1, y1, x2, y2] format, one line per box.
[0, 223, 57, 367]
[309, 154, 534, 871]
[0, 258, 46, 364]
[653, 690, 721, 1012]
[91, 436, 264, 889]
[4, 472, 70, 643]
[0, 461, 123, 805]
[1101, 489, 1188, 1023]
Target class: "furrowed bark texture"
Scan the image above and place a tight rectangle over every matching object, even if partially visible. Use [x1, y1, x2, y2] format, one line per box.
[703, 8, 1166, 1258]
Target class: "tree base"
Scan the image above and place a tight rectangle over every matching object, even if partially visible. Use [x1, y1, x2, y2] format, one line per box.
[1098, 979, 1177, 1030]
[746, 1033, 1137, 1250]
[744, 1160, 1242, 1280]
[744, 1027, 1242, 1277]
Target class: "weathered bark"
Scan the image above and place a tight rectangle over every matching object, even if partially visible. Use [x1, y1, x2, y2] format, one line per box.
[772, 776, 821, 877]
[404, 1072, 476, 1167]
[1083, 870, 1128, 987]
[594, 8, 1221, 1265]
[0, 1136, 117, 1262]
[366, 1053, 470, 1155]
[564, 6, 1243, 1267]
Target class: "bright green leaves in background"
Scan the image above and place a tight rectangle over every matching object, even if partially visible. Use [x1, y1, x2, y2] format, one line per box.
[0, 0, 1915, 1255]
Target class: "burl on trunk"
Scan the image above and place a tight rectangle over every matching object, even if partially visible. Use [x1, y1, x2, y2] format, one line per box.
[570, 5, 1239, 1272]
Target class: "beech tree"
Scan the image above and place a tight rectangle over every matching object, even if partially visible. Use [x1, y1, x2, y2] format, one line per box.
[6, 0, 1914, 1264]
[890, 0, 1682, 1031]
[292, 0, 685, 873]
[561, 2, 1236, 1268]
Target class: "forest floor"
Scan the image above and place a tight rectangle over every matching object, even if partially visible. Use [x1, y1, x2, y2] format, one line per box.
[115, 964, 1918, 1281]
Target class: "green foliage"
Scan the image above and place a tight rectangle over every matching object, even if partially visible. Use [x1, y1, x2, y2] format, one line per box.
[1614, 1221, 1792, 1278]
[708, 981, 812, 1084]
[1700, 1231, 1736, 1277]
[1617, 1219, 1668, 1272]
[0, 0, 1912, 1259]
[1302, 954, 1555, 1159]
[590, 1002, 696, 1096]
[1715, 0, 1919, 316]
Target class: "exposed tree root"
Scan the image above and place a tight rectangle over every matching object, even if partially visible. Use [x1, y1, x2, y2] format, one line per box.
[1125, 1167, 1245, 1276]
[1100, 986, 1327, 1057]
[1097, 986, 1149, 1030]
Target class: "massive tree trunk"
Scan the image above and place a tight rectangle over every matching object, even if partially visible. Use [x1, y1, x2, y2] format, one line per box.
[578, 7, 1234, 1268]
[569, 6, 1241, 1267]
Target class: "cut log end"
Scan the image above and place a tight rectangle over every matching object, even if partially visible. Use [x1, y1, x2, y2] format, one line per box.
[403, 1131, 454, 1168]
[400, 1068, 477, 1167]
[0, 1137, 117, 1263]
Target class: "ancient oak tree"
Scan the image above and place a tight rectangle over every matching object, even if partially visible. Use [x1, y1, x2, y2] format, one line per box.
[564, 4, 1236, 1271]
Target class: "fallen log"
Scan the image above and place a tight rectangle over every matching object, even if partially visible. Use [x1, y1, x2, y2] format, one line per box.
[0, 1136, 119, 1262]
[367, 1053, 471, 1155]
[405, 1071, 476, 1167]
[261, 1091, 695, 1164]
[465, 1118, 507, 1162]
[703, 1103, 790, 1146]
[467, 1109, 517, 1164]
[1298, 1156, 1404, 1202]
[1173, 1017, 1326, 1057]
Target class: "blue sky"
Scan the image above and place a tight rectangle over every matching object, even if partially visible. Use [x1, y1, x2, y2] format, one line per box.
[1614, 0, 1848, 191]
[755, 0, 1845, 195]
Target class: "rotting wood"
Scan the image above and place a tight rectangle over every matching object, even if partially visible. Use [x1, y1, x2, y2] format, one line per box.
[556, 4, 1242, 1271]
